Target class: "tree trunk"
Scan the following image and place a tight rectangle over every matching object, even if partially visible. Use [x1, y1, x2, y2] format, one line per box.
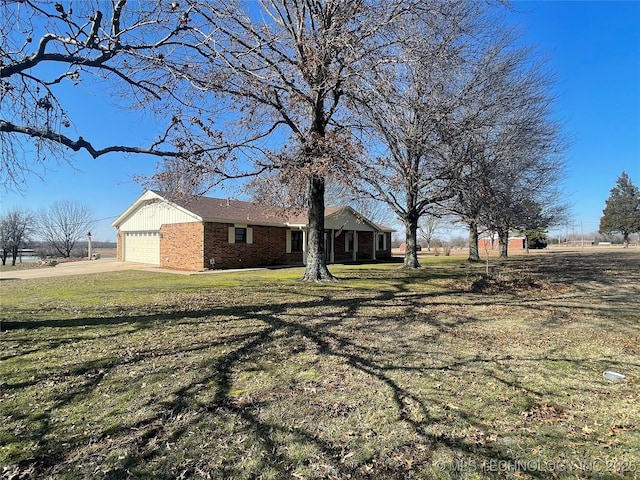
[468, 221, 480, 262]
[498, 229, 509, 258]
[301, 175, 336, 281]
[11, 246, 18, 266]
[403, 214, 420, 268]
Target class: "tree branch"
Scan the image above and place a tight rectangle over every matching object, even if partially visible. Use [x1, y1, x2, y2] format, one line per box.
[0, 120, 180, 159]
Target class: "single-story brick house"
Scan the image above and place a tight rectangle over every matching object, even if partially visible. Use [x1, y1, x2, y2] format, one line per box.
[478, 235, 526, 251]
[112, 190, 394, 271]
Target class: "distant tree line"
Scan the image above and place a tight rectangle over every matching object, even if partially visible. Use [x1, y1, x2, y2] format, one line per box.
[547, 232, 640, 247]
[0, 200, 94, 265]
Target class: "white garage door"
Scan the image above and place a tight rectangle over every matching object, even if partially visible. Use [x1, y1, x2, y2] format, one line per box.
[124, 231, 160, 265]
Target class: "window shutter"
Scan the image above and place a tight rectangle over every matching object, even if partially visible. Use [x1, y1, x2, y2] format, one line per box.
[286, 230, 292, 253]
[228, 227, 235, 244]
[247, 227, 253, 244]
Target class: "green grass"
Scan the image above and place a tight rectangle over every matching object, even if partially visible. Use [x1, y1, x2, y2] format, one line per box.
[1, 252, 639, 479]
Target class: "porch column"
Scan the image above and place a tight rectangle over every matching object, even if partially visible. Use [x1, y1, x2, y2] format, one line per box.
[330, 229, 335, 264]
[302, 228, 308, 265]
[352, 230, 357, 262]
[372, 231, 377, 260]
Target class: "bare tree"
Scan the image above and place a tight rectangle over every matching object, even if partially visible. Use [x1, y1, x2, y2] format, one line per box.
[136, 156, 209, 198]
[448, 147, 494, 262]
[0, 0, 229, 191]
[0, 208, 35, 265]
[347, 3, 505, 268]
[434, 24, 567, 261]
[247, 170, 309, 216]
[142, 0, 417, 281]
[419, 214, 441, 252]
[249, 172, 395, 228]
[481, 103, 567, 258]
[37, 201, 94, 258]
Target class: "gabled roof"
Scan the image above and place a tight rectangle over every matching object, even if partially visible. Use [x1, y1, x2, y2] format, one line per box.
[167, 192, 292, 225]
[325, 205, 394, 232]
[112, 190, 394, 232]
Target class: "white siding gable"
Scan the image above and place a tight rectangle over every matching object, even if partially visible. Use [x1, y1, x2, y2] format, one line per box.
[118, 199, 199, 231]
[325, 209, 376, 232]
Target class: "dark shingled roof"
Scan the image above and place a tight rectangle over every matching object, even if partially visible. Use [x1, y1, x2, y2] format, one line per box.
[153, 191, 393, 231]
[164, 194, 294, 225]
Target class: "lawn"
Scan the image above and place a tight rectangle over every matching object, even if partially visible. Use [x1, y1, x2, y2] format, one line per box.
[1, 251, 639, 479]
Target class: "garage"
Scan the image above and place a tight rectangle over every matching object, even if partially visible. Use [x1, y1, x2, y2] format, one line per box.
[123, 231, 160, 265]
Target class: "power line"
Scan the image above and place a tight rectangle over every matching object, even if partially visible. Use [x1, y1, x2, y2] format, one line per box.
[89, 215, 119, 223]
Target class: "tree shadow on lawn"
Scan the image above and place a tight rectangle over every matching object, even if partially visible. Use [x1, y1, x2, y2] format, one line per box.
[497, 249, 639, 286]
[3, 251, 638, 479]
[3, 295, 556, 479]
[457, 249, 639, 331]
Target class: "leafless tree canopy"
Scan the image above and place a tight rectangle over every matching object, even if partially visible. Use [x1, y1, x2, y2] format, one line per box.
[342, 4, 566, 266]
[469, 53, 567, 258]
[2, 0, 566, 276]
[36, 200, 94, 258]
[0, 0, 232, 190]
[345, 4, 504, 267]
[144, 0, 425, 280]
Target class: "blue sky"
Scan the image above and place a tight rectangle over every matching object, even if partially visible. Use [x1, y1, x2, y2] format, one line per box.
[1, 0, 639, 242]
[510, 0, 640, 238]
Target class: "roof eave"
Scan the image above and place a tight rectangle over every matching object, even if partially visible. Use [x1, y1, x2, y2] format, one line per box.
[111, 190, 163, 228]
[111, 190, 203, 228]
[326, 205, 391, 232]
[201, 217, 290, 227]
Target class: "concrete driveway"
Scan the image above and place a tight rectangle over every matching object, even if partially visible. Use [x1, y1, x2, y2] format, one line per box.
[0, 258, 152, 280]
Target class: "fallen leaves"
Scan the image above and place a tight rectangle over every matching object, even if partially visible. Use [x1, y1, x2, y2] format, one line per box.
[521, 403, 567, 424]
[2, 251, 639, 478]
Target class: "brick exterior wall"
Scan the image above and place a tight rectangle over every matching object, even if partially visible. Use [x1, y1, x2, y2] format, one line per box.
[333, 231, 348, 262]
[160, 222, 205, 271]
[478, 237, 525, 250]
[204, 222, 303, 270]
[333, 231, 392, 262]
[359, 231, 374, 259]
[136, 221, 393, 271]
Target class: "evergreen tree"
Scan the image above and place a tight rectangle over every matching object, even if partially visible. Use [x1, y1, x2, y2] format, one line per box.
[599, 171, 640, 245]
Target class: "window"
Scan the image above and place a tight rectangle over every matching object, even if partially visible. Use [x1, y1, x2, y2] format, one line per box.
[291, 230, 303, 252]
[235, 227, 247, 244]
[228, 225, 252, 244]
